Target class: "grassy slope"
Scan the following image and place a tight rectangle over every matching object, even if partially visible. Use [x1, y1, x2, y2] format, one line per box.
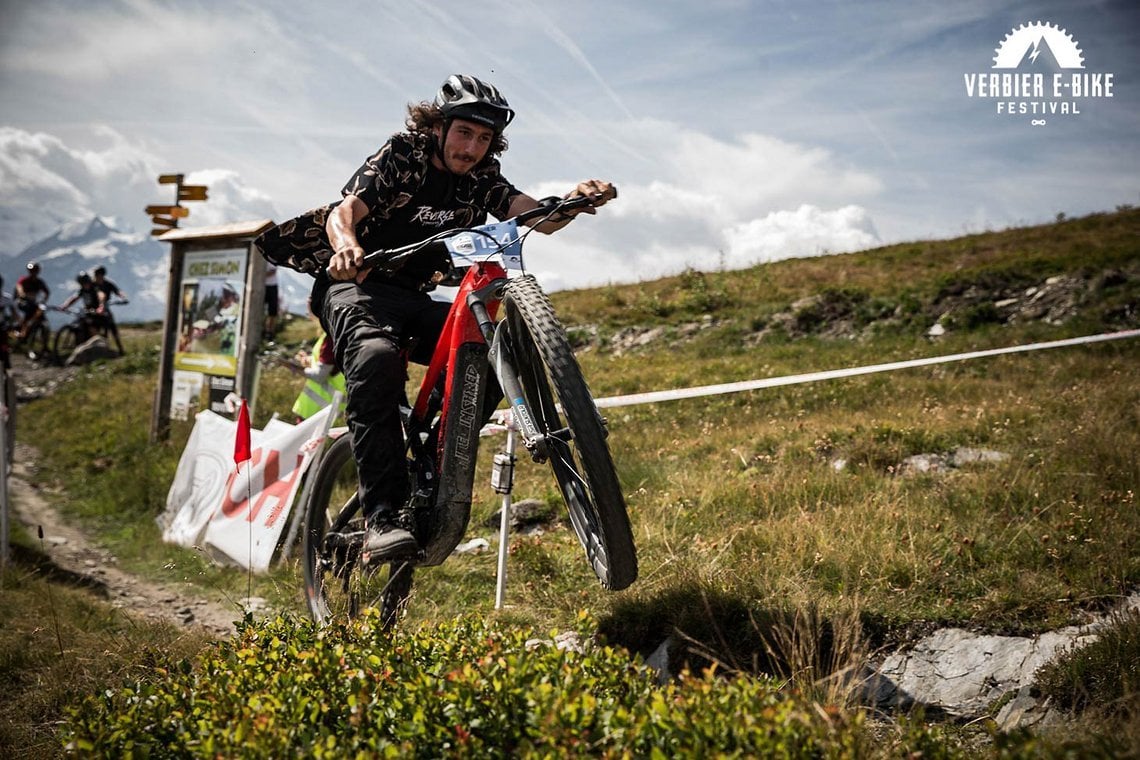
[3, 208, 1139, 754]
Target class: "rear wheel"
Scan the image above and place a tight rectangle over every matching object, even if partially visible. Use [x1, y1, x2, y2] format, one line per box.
[502, 275, 637, 591]
[27, 321, 50, 362]
[302, 433, 415, 627]
[53, 325, 79, 363]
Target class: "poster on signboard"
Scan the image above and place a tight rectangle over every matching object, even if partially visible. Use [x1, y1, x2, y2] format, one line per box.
[174, 249, 246, 378]
[171, 369, 205, 421]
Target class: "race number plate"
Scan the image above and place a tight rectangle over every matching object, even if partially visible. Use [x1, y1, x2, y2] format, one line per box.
[446, 220, 523, 270]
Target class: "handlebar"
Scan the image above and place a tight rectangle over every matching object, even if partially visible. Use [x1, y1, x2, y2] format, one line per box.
[50, 298, 128, 316]
[357, 190, 615, 274]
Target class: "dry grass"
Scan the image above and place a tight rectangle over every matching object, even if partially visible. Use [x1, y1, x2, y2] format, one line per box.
[6, 207, 1140, 754]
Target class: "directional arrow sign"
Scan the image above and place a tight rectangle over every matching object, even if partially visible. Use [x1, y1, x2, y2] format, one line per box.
[158, 173, 184, 185]
[145, 204, 190, 217]
[151, 214, 179, 227]
[178, 185, 208, 202]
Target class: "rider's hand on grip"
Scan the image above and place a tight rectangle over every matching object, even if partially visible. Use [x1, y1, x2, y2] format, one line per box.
[327, 245, 371, 283]
[564, 180, 617, 216]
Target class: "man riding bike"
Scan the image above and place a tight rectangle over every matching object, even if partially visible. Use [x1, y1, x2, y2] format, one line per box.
[13, 261, 50, 341]
[92, 265, 127, 354]
[262, 74, 615, 563]
[59, 270, 104, 315]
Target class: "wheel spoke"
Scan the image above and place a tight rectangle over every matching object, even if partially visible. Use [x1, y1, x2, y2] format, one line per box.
[303, 435, 416, 626]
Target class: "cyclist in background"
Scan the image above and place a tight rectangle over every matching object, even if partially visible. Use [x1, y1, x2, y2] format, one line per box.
[14, 261, 50, 340]
[91, 265, 126, 354]
[60, 271, 104, 313]
[262, 74, 615, 562]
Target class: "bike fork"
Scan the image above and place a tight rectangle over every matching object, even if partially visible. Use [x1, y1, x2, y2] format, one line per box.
[467, 292, 549, 461]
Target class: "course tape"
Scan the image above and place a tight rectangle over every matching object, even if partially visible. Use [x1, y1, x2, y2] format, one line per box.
[592, 329, 1140, 409]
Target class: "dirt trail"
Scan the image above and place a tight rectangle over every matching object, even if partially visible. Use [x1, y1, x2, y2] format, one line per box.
[8, 445, 240, 637]
[6, 351, 241, 638]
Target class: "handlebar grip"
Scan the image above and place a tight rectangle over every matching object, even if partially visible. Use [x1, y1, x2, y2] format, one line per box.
[361, 248, 398, 268]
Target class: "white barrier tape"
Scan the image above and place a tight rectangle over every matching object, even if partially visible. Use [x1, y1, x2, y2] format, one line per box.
[592, 329, 1140, 409]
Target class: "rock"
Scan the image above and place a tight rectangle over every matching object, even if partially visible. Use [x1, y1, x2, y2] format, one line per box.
[554, 631, 585, 653]
[64, 335, 119, 367]
[995, 685, 1060, 730]
[645, 637, 674, 685]
[896, 448, 1009, 476]
[898, 453, 949, 474]
[525, 631, 586, 654]
[927, 322, 946, 337]
[950, 447, 1009, 467]
[453, 537, 490, 555]
[870, 592, 1140, 722]
[483, 498, 556, 531]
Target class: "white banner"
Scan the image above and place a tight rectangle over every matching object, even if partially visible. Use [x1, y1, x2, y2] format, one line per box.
[160, 405, 334, 572]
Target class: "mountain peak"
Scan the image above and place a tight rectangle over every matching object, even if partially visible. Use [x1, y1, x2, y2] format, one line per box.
[87, 216, 112, 235]
[58, 215, 116, 242]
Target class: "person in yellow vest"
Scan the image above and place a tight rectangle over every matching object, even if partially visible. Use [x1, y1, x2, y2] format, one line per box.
[291, 331, 347, 422]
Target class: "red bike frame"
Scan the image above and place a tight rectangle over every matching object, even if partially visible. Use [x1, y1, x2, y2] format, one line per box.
[403, 259, 509, 565]
[412, 260, 506, 423]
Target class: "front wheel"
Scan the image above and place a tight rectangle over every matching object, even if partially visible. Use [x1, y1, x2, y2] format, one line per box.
[502, 275, 637, 591]
[53, 325, 79, 362]
[302, 433, 415, 627]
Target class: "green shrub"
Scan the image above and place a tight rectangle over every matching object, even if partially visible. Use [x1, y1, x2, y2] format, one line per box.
[64, 613, 883, 757]
[1035, 610, 1140, 715]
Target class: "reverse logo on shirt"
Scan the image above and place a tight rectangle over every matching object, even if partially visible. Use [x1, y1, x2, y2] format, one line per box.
[410, 206, 458, 227]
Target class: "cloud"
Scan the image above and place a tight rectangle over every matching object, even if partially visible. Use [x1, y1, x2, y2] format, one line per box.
[181, 169, 278, 228]
[0, 126, 280, 256]
[0, 117, 882, 298]
[515, 124, 883, 290]
[724, 204, 879, 263]
[0, 126, 155, 254]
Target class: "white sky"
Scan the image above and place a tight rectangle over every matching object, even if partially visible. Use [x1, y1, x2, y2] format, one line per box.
[1, 0, 1137, 291]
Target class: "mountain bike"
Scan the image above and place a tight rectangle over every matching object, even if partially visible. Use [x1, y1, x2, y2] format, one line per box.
[52, 299, 128, 361]
[7, 305, 51, 362]
[302, 193, 637, 627]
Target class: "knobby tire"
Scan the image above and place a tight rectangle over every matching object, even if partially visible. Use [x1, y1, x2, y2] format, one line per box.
[53, 326, 78, 363]
[26, 322, 50, 361]
[502, 275, 638, 590]
[302, 433, 414, 627]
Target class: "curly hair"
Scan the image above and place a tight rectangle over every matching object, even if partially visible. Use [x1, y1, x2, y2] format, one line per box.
[405, 101, 509, 158]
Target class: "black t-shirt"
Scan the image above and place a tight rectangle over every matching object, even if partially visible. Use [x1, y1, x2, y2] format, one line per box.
[355, 162, 472, 285]
[76, 285, 101, 310]
[97, 279, 123, 300]
[311, 131, 521, 309]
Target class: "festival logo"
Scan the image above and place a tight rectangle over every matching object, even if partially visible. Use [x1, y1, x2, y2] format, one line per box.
[964, 21, 1115, 126]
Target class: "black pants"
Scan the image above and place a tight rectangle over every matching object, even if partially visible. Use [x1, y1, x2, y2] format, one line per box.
[321, 279, 449, 522]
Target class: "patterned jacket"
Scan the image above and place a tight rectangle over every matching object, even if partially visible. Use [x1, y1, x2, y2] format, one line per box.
[255, 132, 519, 278]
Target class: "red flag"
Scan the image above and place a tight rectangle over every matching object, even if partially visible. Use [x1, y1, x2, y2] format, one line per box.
[234, 398, 252, 464]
